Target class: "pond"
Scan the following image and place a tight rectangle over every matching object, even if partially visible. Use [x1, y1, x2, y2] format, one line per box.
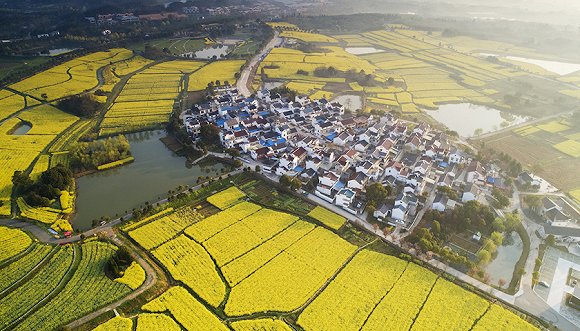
[485, 231, 524, 288]
[73, 130, 231, 230]
[424, 103, 529, 137]
[332, 94, 362, 111]
[10, 121, 32, 135]
[505, 56, 580, 76]
[345, 47, 385, 55]
[480, 53, 580, 75]
[193, 45, 229, 59]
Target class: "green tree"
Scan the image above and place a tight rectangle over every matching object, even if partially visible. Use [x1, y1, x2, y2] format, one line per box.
[279, 174, 292, 187]
[491, 188, 510, 209]
[12, 171, 33, 190]
[477, 249, 491, 265]
[366, 182, 389, 206]
[200, 124, 221, 146]
[524, 195, 542, 212]
[290, 178, 302, 191]
[546, 234, 556, 246]
[490, 231, 504, 246]
[431, 220, 441, 236]
[492, 217, 506, 232]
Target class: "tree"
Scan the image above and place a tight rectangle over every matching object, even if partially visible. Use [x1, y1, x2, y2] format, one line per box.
[366, 182, 389, 206]
[12, 171, 32, 190]
[546, 234, 556, 246]
[200, 124, 221, 146]
[477, 249, 491, 265]
[491, 188, 510, 209]
[492, 217, 505, 232]
[290, 178, 302, 191]
[41, 165, 73, 190]
[255, 165, 261, 173]
[57, 94, 103, 118]
[418, 238, 433, 252]
[225, 148, 240, 158]
[524, 195, 542, 212]
[490, 231, 504, 246]
[431, 220, 441, 236]
[498, 278, 507, 287]
[279, 174, 292, 187]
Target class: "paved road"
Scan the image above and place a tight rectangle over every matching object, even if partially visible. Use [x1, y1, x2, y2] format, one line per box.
[236, 31, 280, 97]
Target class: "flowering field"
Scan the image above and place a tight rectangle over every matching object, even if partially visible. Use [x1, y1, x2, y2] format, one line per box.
[10, 48, 132, 101]
[94, 186, 538, 330]
[298, 250, 408, 330]
[206, 186, 246, 210]
[114, 261, 146, 290]
[153, 234, 226, 307]
[128, 208, 202, 250]
[0, 90, 26, 120]
[15, 242, 133, 331]
[0, 226, 33, 262]
[187, 60, 245, 91]
[0, 227, 139, 331]
[0, 105, 78, 216]
[142, 286, 229, 331]
[306, 205, 346, 230]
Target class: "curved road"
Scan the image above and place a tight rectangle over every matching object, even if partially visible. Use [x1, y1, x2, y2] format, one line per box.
[236, 31, 280, 97]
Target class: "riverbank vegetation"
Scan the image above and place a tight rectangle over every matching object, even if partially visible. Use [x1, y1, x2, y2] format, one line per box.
[70, 135, 131, 172]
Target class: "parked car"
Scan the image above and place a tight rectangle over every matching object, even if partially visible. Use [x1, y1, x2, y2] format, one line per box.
[539, 281, 550, 288]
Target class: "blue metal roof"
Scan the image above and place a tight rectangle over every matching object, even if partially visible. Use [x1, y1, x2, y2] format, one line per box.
[326, 132, 337, 141]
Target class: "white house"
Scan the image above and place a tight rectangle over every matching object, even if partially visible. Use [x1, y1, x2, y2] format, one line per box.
[391, 204, 407, 221]
[374, 204, 391, 220]
[432, 194, 456, 212]
[461, 183, 480, 203]
[333, 132, 353, 146]
[466, 161, 485, 183]
[335, 189, 356, 210]
[448, 148, 466, 164]
[347, 172, 368, 191]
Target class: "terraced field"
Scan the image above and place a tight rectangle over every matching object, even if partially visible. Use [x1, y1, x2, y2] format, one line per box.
[0, 104, 78, 216]
[486, 116, 580, 196]
[0, 228, 137, 330]
[102, 186, 538, 331]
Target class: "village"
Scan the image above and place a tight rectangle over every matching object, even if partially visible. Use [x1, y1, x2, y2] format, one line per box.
[184, 87, 520, 231]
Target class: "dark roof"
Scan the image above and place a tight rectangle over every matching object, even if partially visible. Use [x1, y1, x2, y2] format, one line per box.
[544, 225, 580, 237]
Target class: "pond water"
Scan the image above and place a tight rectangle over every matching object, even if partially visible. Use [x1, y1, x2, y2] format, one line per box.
[485, 232, 524, 288]
[505, 56, 580, 75]
[424, 103, 529, 137]
[480, 53, 580, 75]
[10, 122, 32, 135]
[193, 45, 229, 59]
[332, 94, 363, 111]
[73, 131, 231, 230]
[345, 47, 385, 55]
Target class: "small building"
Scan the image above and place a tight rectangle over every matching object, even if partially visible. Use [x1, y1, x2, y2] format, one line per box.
[462, 183, 480, 203]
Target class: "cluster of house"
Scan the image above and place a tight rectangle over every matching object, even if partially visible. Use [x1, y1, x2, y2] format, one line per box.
[85, 13, 140, 25]
[184, 87, 510, 229]
[539, 196, 580, 243]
